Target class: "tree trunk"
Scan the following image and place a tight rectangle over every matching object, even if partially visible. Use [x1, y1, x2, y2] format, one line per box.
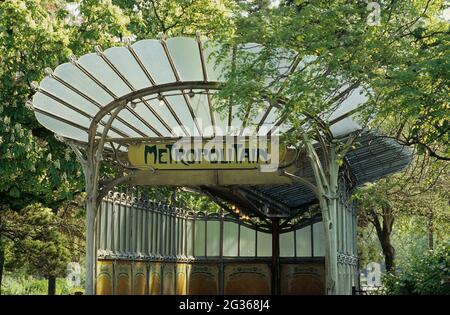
[48, 207, 58, 295]
[48, 276, 56, 295]
[371, 206, 395, 272]
[380, 234, 395, 272]
[427, 213, 434, 250]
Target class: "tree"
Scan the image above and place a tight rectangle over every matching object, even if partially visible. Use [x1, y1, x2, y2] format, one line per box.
[0, 0, 237, 294]
[113, 0, 236, 39]
[383, 242, 450, 295]
[355, 155, 449, 272]
[210, 0, 449, 294]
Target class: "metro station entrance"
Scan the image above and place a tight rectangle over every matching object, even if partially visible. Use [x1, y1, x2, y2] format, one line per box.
[29, 36, 411, 295]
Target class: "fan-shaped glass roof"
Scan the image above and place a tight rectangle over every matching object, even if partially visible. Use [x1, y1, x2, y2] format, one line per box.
[30, 37, 368, 146]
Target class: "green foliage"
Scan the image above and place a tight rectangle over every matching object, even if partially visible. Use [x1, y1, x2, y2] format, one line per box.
[0, 0, 236, 293]
[383, 242, 450, 295]
[2, 204, 71, 278]
[355, 155, 449, 273]
[2, 271, 81, 295]
[213, 0, 449, 158]
[113, 0, 236, 39]
[0, 0, 85, 211]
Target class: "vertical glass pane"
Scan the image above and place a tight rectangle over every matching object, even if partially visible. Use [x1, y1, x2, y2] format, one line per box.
[280, 231, 295, 257]
[179, 217, 184, 256]
[106, 202, 113, 251]
[313, 222, 325, 257]
[119, 203, 126, 252]
[194, 220, 206, 257]
[100, 201, 108, 250]
[137, 208, 143, 253]
[165, 213, 170, 256]
[337, 205, 341, 252]
[347, 210, 352, 254]
[223, 222, 238, 256]
[128, 205, 133, 253]
[143, 209, 148, 254]
[172, 215, 177, 255]
[153, 212, 159, 255]
[296, 226, 312, 257]
[206, 221, 220, 257]
[239, 226, 255, 257]
[352, 213, 357, 255]
[175, 217, 179, 256]
[186, 220, 194, 257]
[342, 206, 347, 253]
[257, 231, 272, 256]
[112, 201, 119, 252]
[161, 213, 166, 256]
[148, 211, 153, 255]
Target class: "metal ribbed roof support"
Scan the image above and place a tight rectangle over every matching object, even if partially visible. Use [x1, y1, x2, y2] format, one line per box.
[159, 37, 203, 136]
[95, 46, 164, 137]
[126, 45, 177, 136]
[44, 70, 139, 138]
[69, 56, 149, 138]
[196, 33, 217, 136]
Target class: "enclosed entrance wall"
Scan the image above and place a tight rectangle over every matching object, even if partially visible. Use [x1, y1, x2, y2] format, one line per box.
[97, 192, 327, 260]
[95, 192, 330, 294]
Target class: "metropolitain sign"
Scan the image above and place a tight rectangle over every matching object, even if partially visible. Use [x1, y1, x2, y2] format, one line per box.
[127, 138, 284, 171]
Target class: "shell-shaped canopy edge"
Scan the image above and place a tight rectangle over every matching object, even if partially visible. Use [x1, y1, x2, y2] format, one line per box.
[30, 37, 368, 147]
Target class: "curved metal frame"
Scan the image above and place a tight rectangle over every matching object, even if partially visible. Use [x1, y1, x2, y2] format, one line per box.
[65, 78, 222, 295]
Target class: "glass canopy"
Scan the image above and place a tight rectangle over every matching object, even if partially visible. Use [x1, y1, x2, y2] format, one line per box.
[30, 36, 368, 146]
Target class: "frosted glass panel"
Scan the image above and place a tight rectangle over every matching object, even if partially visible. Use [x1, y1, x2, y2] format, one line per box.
[296, 226, 312, 257]
[194, 220, 206, 256]
[131, 39, 176, 84]
[131, 206, 137, 253]
[152, 212, 159, 255]
[78, 53, 132, 96]
[112, 201, 120, 252]
[240, 226, 255, 257]
[33, 92, 90, 127]
[223, 222, 238, 256]
[328, 86, 368, 121]
[167, 37, 203, 82]
[99, 201, 108, 250]
[164, 94, 196, 135]
[105, 202, 113, 251]
[174, 217, 179, 255]
[313, 222, 325, 257]
[119, 203, 127, 252]
[206, 221, 220, 256]
[104, 46, 152, 90]
[34, 112, 87, 142]
[186, 220, 194, 257]
[54, 63, 113, 105]
[124, 205, 131, 252]
[39, 77, 99, 116]
[32, 37, 368, 144]
[257, 232, 272, 256]
[147, 211, 153, 255]
[136, 209, 142, 253]
[133, 103, 173, 137]
[203, 40, 228, 81]
[280, 231, 295, 257]
[330, 116, 360, 137]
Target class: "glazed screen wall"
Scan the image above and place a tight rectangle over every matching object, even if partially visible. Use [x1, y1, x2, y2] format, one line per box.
[97, 194, 325, 260]
[96, 191, 358, 295]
